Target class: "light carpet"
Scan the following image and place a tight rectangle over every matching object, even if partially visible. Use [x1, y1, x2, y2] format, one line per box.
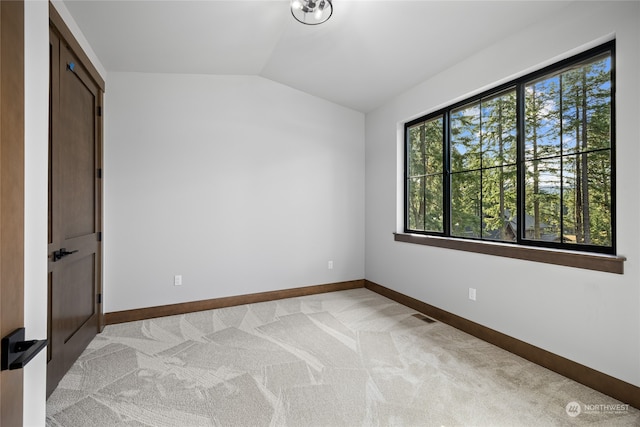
[46, 288, 639, 426]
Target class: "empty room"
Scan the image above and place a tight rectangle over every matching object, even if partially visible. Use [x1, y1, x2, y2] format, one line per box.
[1, 0, 639, 425]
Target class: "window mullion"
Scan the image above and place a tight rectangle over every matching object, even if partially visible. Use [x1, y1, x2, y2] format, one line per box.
[516, 82, 525, 244]
[404, 124, 410, 233]
[479, 100, 484, 239]
[443, 110, 451, 236]
[559, 74, 565, 243]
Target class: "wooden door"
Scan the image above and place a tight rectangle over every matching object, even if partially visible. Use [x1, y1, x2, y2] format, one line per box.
[47, 25, 103, 397]
[1, 1, 25, 423]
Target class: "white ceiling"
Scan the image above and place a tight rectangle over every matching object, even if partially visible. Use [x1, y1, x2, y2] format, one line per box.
[63, 0, 573, 113]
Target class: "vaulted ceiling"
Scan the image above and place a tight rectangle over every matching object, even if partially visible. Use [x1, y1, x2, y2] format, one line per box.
[63, 0, 573, 112]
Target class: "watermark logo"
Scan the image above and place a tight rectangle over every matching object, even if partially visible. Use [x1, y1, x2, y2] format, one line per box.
[565, 401, 630, 417]
[566, 402, 581, 417]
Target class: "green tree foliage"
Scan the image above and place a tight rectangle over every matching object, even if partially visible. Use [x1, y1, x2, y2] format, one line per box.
[525, 54, 612, 246]
[406, 50, 612, 250]
[525, 77, 563, 241]
[450, 91, 517, 241]
[407, 117, 443, 232]
[451, 103, 481, 237]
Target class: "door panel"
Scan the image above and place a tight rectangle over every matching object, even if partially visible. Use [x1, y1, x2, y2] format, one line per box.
[60, 56, 96, 239]
[47, 26, 102, 398]
[57, 256, 95, 342]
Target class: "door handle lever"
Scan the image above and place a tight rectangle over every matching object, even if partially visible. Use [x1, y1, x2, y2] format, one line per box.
[53, 248, 78, 261]
[1, 328, 47, 371]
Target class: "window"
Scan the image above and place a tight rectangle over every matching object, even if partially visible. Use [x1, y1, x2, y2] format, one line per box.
[405, 41, 615, 255]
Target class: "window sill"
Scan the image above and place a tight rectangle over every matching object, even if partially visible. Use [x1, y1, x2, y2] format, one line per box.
[394, 233, 625, 274]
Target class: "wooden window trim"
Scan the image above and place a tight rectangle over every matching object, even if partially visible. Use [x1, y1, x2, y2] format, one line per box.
[394, 232, 625, 274]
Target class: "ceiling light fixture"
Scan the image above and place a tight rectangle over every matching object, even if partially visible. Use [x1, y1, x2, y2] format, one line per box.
[291, 0, 333, 25]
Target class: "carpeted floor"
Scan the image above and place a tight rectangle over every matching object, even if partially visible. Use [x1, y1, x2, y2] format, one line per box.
[46, 288, 639, 426]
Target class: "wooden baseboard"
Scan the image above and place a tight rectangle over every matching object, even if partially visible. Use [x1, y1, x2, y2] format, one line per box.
[105, 279, 364, 325]
[364, 279, 640, 410]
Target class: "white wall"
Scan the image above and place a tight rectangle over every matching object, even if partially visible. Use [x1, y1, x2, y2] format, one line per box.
[50, 0, 107, 79]
[365, 1, 640, 387]
[104, 73, 364, 312]
[24, 2, 49, 424]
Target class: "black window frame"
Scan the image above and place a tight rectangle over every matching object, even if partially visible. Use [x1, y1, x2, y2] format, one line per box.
[404, 40, 616, 255]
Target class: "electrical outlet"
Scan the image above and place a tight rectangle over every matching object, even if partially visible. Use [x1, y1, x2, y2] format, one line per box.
[469, 287, 476, 301]
[328, 260, 334, 270]
[174, 275, 182, 286]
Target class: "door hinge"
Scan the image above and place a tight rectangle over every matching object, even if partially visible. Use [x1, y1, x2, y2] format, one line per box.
[97, 232, 102, 242]
[97, 293, 102, 304]
[97, 168, 102, 179]
[97, 106, 102, 117]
